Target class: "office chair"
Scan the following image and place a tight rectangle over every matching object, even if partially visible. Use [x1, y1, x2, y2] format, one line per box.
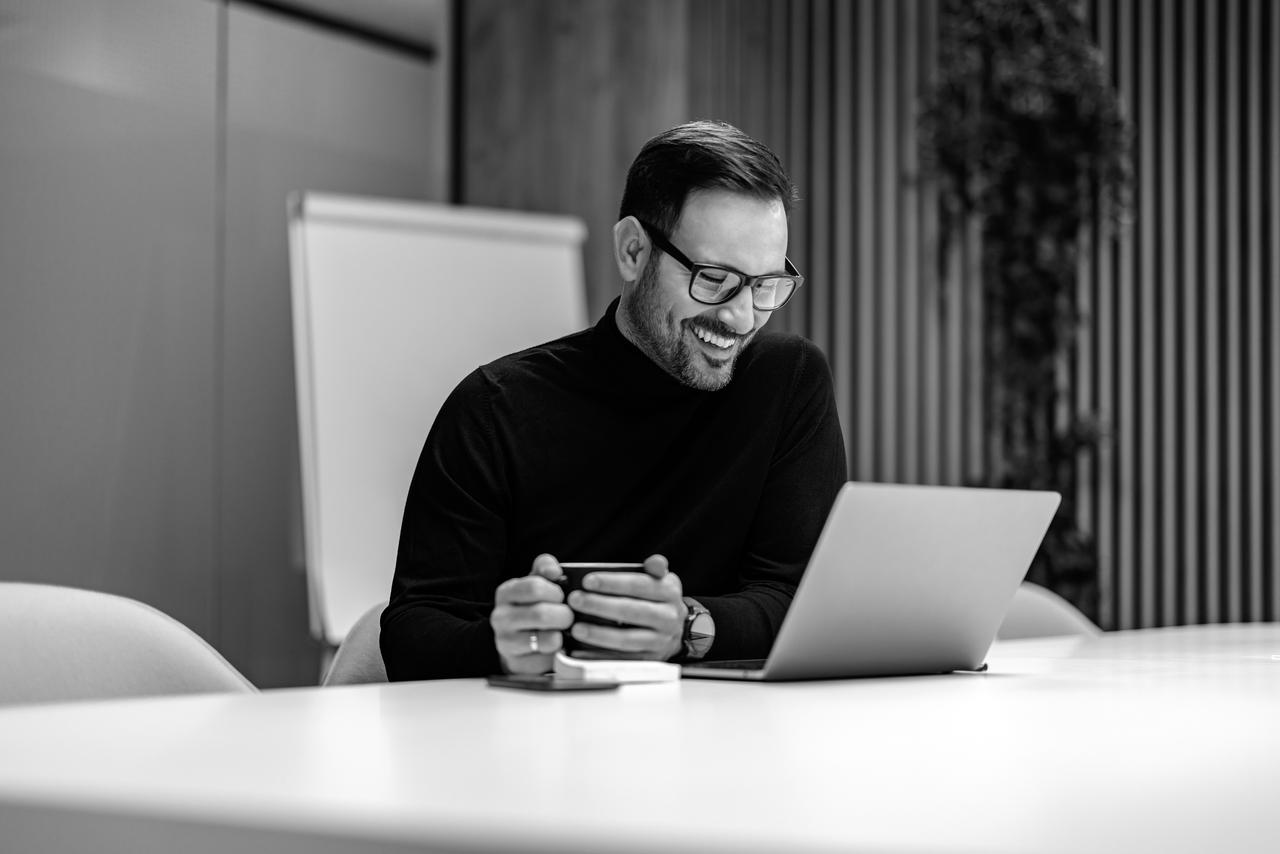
[0, 582, 256, 706]
[997, 581, 1102, 640]
[322, 602, 388, 685]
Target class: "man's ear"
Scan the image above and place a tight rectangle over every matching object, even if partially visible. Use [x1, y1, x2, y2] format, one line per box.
[612, 216, 649, 284]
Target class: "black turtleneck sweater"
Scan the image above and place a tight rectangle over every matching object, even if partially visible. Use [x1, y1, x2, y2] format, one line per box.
[381, 298, 847, 680]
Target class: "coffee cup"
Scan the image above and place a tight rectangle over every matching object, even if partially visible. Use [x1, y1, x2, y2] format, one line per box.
[556, 562, 645, 656]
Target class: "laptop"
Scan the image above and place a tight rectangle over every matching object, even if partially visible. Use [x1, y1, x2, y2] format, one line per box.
[681, 481, 1061, 681]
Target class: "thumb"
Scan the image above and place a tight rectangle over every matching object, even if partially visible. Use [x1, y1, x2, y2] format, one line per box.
[529, 553, 564, 581]
[643, 554, 669, 579]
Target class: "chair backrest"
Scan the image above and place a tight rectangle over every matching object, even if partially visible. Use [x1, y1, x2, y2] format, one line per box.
[0, 582, 256, 706]
[322, 602, 388, 686]
[997, 581, 1102, 640]
[289, 194, 587, 647]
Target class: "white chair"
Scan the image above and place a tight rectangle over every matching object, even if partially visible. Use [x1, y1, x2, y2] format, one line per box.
[322, 602, 387, 686]
[0, 582, 255, 706]
[997, 581, 1102, 640]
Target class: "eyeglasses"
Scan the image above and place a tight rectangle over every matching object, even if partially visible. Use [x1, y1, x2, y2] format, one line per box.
[637, 220, 804, 311]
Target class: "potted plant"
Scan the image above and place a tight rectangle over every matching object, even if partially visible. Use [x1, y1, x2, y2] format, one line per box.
[921, 0, 1132, 622]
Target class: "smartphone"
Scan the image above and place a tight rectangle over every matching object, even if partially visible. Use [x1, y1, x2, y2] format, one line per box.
[485, 674, 620, 692]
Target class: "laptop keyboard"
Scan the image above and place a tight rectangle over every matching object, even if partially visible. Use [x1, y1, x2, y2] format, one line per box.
[690, 658, 767, 669]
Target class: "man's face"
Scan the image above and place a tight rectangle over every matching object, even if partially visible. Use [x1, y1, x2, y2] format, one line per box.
[618, 189, 789, 391]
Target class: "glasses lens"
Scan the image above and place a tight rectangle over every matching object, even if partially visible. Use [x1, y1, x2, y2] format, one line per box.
[690, 268, 744, 304]
[752, 277, 797, 310]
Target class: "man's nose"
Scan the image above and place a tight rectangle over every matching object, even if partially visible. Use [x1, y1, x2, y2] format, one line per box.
[716, 286, 756, 335]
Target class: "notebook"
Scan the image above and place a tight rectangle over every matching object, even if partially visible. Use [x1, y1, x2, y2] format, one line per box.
[681, 481, 1061, 681]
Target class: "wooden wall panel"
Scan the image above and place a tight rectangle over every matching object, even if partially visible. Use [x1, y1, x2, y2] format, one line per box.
[460, 0, 688, 317]
[690, 0, 967, 490]
[685, 0, 1276, 629]
[459, 0, 1276, 630]
[1085, 0, 1277, 628]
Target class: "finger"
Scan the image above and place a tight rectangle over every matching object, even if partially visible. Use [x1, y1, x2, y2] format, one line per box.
[643, 554, 669, 578]
[500, 648, 557, 675]
[495, 627, 564, 670]
[570, 623, 669, 655]
[583, 570, 681, 602]
[501, 629, 563, 657]
[495, 574, 566, 606]
[492, 602, 573, 633]
[529, 553, 565, 581]
[568, 592, 680, 631]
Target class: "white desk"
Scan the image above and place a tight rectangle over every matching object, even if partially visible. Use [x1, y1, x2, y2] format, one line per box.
[1, 625, 1277, 854]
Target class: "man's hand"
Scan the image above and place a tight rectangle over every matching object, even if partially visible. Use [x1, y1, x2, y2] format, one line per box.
[566, 554, 686, 660]
[490, 554, 574, 674]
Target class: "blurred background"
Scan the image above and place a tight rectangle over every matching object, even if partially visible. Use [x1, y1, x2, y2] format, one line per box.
[1, 0, 1275, 688]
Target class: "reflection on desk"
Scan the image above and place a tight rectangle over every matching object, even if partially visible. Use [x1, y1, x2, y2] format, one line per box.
[0, 624, 1277, 854]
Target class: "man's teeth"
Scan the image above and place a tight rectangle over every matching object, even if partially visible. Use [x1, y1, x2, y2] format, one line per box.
[693, 327, 735, 349]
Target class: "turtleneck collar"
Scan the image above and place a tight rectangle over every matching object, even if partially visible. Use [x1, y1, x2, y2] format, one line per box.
[591, 297, 704, 402]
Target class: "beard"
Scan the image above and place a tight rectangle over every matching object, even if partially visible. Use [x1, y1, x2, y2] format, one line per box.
[621, 257, 751, 392]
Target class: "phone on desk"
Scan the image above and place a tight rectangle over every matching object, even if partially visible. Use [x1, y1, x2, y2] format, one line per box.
[486, 674, 620, 692]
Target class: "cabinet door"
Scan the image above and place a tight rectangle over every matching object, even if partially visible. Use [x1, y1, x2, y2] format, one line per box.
[0, 0, 219, 635]
[221, 2, 447, 686]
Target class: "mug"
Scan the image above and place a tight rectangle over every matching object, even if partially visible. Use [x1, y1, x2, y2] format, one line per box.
[556, 562, 646, 657]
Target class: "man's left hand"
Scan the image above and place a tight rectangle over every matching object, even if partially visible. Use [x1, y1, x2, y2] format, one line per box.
[566, 554, 686, 660]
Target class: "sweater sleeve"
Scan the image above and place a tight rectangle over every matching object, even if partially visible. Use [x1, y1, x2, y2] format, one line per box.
[380, 370, 508, 680]
[694, 341, 848, 660]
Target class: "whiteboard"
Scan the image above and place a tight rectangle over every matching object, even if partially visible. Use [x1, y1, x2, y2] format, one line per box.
[288, 193, 588, 646]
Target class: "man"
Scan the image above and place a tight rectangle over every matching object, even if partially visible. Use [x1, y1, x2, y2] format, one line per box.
[381, 121, 847, 680]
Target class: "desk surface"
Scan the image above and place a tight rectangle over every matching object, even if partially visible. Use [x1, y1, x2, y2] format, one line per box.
[1, 624, 1278, 854]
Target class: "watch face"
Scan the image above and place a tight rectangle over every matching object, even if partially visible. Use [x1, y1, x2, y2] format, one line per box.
[684, 632, 713, 659]
[682, 598, 714, 660]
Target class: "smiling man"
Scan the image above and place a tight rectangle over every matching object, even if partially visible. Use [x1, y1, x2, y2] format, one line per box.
[618, 188, 789, 391]
[382, 121, 848, 679]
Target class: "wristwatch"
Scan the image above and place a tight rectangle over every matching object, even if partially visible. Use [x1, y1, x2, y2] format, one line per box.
[681, 597, 715, 661]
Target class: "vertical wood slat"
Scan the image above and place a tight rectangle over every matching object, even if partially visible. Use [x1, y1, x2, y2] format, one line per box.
[900, 0, 921, 485]
[1137, 0, 1157, 628]
[1095, 0, 1116, 635]
[1179, 0, 1201, 623]
[876, 0, 899, 481]
[1074, 0, 1095, 600]
[855, 0, 877, 481]
[1243, 0, 1263, 622]
[1223, 0, 1243, 624]
[931, 0, 962, 488]
[1271, 0, 1280, 623]
[791, 1, 813, 339]
[1158, 0, 1178, 626]
[1202, 0, 1223, 623]
[808, 0, 833, 361]
[831, 0, 855, 461]
[1115, 0, 1137, 629]
[918, 0, 941, 487]
[1074, 219, 1092, 556]
[963, 184, 984, 485]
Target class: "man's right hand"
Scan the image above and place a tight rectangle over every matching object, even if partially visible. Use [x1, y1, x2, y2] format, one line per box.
[490, 553, 573, 674]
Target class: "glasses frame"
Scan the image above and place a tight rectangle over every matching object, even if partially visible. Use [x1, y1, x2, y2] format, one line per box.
[636, 219, 804, 311]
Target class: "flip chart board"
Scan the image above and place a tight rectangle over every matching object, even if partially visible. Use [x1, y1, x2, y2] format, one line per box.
[288, 193, 588, 645]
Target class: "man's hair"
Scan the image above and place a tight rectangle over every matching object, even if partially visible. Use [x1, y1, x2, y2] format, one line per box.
[618, 120, 799, 237]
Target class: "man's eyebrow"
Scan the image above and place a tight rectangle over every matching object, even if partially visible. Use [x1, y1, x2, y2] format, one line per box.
[680, 246, 786, 277]
[699, 258, 790, 278]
